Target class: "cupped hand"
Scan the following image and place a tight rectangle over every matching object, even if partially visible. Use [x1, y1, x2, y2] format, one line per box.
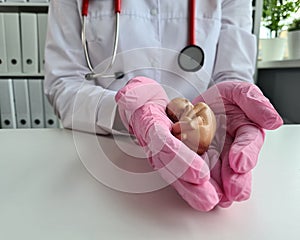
[192, 80, 283, 206]
[116, 77, 223, 211]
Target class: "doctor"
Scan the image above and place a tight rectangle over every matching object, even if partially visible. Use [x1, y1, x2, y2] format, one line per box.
[44, 0, 283, 211]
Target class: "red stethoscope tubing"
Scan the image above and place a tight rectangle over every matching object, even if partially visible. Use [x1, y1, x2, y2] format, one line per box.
[115, 0, 121, 13]
[82, 0, 121, 16]
[189, 0, 196, 46]
[82, 0, 197, 44]
[81, 0, 89, 16]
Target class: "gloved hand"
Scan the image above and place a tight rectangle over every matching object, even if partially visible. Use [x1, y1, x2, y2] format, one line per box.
[115, 76, 222, 211]
[191, 80, 283, 207]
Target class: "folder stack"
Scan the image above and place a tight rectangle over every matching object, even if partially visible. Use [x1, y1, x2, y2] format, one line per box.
[0, 11, 48, 75]
[0, 78, 60, 129]
[0, 2, 58, 129]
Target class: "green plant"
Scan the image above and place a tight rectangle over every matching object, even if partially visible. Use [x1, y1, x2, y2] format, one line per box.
[262, 0, 300, 37]
[288, 18, 300, 31]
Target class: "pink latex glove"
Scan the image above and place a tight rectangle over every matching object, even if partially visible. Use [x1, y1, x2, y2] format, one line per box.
[115, 77, 222, 211]
[192, 80, 283, 207]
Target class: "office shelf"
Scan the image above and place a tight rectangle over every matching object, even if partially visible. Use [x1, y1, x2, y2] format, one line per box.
[0, 2, 48, 79]
[257, 59, 300, 69]
[0, 73, 44, 78]
[0, 2, 49, 7]
[0, 2, 49, 13]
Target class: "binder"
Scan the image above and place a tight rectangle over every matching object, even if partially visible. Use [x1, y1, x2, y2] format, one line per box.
[28, 79, 45, 128]
[0, 13, 8, 73]
[57, 119, 63, 129]
[43, 90, 58, 128]
[3, 13, 22, 73]
[0, 79, 17, 129]
[37, 13, 48, 73]
[13, 79, 31, 128]
[20, 13, 39, 74]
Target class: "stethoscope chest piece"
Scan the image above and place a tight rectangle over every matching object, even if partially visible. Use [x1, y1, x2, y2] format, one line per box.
[178, 0, 205, 72]
[178, 45, 204, 72]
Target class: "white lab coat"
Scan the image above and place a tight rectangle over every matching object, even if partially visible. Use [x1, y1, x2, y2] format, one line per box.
[44, 0, 256, 135]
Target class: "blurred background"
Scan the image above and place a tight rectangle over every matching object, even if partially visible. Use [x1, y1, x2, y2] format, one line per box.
[0, 0, 300, 129]
[256, 0, 300, 124]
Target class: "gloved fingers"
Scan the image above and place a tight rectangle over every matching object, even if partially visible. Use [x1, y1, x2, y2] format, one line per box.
[148, 124, 210, 184]
[128, 103, 209, 185]
[222, 168, 252, 202]
[130, 103, 173, 144]
[206, 149, 233, 208]
[115, 77, 170, 130]
[115, 77, 169, 110]
[221, 135, 252, 202]
[217, 81, 283, 130]
[171, 178, 221, 212]
[150, 145, 221, 212]
[229, 124, 265, 173]
[192, 81, 283, 130]
[148, 147, 220, 212]
[207, 150, 222, 187]
[153, 152, 210, 185]
[218, 196, 233, 208]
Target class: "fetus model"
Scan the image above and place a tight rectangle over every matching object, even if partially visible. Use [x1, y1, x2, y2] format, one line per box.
[166, 98, 216, 155]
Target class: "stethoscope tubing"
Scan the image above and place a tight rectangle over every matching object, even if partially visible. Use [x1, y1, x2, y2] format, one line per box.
[81, 17, 93, 72]
[82, 0, 89, 16]
[82, 0, 203, 80]
[82, 0, 122, 80]
[189, 0, 196, 46]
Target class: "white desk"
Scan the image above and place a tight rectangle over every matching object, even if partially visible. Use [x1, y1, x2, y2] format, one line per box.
[0, 126, 300, 240]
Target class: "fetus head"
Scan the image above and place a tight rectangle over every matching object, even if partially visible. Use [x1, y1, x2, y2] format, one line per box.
[166, 98, 194, 122]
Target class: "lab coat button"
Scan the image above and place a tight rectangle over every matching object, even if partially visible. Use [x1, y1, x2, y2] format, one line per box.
[150, 8, 158, 16]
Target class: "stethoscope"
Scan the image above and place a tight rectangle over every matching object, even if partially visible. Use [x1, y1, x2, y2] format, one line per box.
[82, 0, 205, 81]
